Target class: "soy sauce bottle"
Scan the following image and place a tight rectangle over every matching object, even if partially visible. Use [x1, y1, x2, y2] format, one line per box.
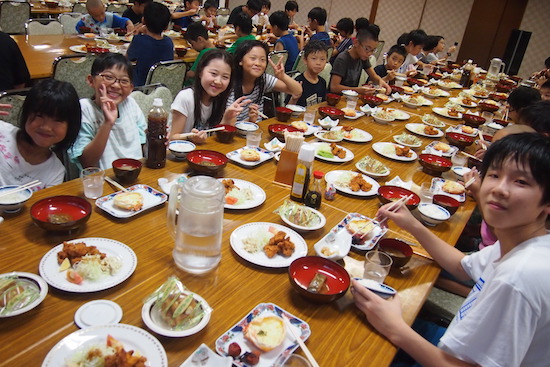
[304, 171, 324, 209]
[146, 98, 167, 169]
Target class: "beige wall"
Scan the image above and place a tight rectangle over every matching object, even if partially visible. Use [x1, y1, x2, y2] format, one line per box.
[518, 0, 549, 79]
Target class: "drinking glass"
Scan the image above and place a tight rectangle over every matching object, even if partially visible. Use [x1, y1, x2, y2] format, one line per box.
[451, 152, 467, 167]
[303, 106, 316, 125]
[246, 130, 262, 147]
[419, 182, 434, 203]
[481, 111, 494, 124]
[346, 96, 358, 111]
[363, 251, 393, 283]
[80, 167, 104, 199]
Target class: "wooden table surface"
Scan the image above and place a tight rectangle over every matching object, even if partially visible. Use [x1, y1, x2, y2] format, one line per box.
[0, 93, 480, 366]
[11, 34, 198, 80]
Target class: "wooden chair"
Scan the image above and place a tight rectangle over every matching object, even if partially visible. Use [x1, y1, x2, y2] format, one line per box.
[0, 88, 30, 127]
[58, 12, 82, 35]
[0, 1, 30, 34]
[52, 54, 96, 99]
[25, 18, 64, 35]
[72, 2, 87, 14]
[265, 50, 288, 77]
[145, 60, 187, 100]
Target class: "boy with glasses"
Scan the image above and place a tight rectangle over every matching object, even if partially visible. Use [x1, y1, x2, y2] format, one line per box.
[329, 27, 390, 95]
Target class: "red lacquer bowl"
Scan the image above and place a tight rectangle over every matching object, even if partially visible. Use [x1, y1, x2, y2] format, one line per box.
[418, 154, 452, 176]
[186, 150, 228, 174]
[268, 124, 300, 140]
[462, 113, 486, 127]
[445, 132, 475, 150]
[318, 106, 344, 120]
[377, 186, 420, 211]
[31, 196, 92, 232]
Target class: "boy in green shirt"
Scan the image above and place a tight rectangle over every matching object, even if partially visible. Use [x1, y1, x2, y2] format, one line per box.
[184, 22, 215, 86]
[226, 13, 255, 54]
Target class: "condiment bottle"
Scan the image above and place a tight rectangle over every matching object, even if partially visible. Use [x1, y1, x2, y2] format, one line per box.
[146, 98, 167, 169]
[460, 59, 473, 88]
[290, 144, 314, 203]
[304, 171, 324, 209]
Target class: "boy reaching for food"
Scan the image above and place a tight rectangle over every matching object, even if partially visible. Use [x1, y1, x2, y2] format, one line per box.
[352, 132, 550, 367]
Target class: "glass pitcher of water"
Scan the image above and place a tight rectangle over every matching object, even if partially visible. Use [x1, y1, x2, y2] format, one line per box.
[167, 176, 225, 274]
[487, 58, 505, 81]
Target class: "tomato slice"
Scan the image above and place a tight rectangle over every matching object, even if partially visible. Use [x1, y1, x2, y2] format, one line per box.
[66, 269, 83, 285]
[225, 196, 238, 205]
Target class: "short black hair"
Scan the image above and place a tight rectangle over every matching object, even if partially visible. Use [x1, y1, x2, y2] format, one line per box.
[398, 29, 427, 47]
[261, 0, 271, 10]
[481, 133, 550, 204]
[233, 40, 269, 104]
[246, 0, 262, 13]
[91, 52, 134, 83]
[544, 56, 550, 69]
[269, 10, 289, 31]
[304, 39, 328, 58]
[203, 0, 216, 10]
[18, 79, 81, 154]
[133, 0, 152, 5]
[185, 21, 208, 41]
[144, 2, 170, 34]
[519, 100, 550, 135]
[508, 86, 541, 112]
[387, 44, 407, 59]
[356, 27, 378, 43]
[355, 17, 369, 32]
[233, 12, 253, 34]
[336, 17, 354, 36]
[423, 35, 443, 52]
[285, 0, 298, 12]
[307, 7, 327, 25]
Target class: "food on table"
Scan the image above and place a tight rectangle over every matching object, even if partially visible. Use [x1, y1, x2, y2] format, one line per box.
[341, 108, 357, 117]
[113, 191, 144, 211]
[433, 142, 451, 153]
[198, 160, 216, 166]
[0, 276, 41, 316]
[395, 145, 412, 157]
[483, 99, 500, 106]
[222, 179, 254, 205]
[402, 86, 414, 94]
[405, 95, 422, 105]
[0, 191, 28, 204]
[242, 227, 295, 257]
[307, 272, 327, 293]
[334, 172, 372, 192]
[83, 33, 95, 38]
[319, 130, 343, 141]
[422, 114, 445, 127]
[346, 218, 375, 245]
[66, 334, 147, 367]
[47, 213, 73, 224]
[330, 143, 346, 159]
[395, 132, 421, 146]
[424, 125, 439, 135]
[442, 180, 465, 195]
[275, 199, 322, 228]
[339, 126, 367, 140]
[461, 125, 475, 134]
[315, 143, 334, 158]
[376, 93, 389, 101]
[373, 109, 394, 120]
[149, 276, 207, 330]
[447, 108, 459, 117]
[241, 351, 261, 365]
[227, 342, 241, 358]
[240, 148, 261, 162]
[357, 156, 388, 174]
[460, 96, 475, 105]
[321, 246, 336, 257]
[425, 86, 442, 96]
[57, 241, 121, 284]
[290, 121, 308, 132]
[244, 315, 286, 352]
[57, 241, 105, 266]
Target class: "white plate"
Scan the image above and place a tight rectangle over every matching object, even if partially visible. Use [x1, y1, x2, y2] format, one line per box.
[313, 232, 351, 260]
[437, 80, 462, 89]
[465, 89, 489, 98]
[431, 178, 466, 202]
[423, 141, 459, 157]
[69, 45, 87, 53]
[405, 123, 444, 138]
[142, 293, 211, 337]
[387, 108, 410, 120]
[163, 30, 181, 38]
[418, 96, 434, 106]
[74, 300, 123, 329]
[313, 130, 343, 142]
[331, 126, 372, 143]
[78, 34, 97, 39]
[39, 238, 137, 293]
[421, 114, 446, 128]
[317, 213, 387, 251]
[446, 124, 479, 137]
[42, 324, 167, 367]
[226, 147, 274, 167]
[432, 107, 462, 120]
[230, 223, 308, 268]
[219, 178, 266, 209]
[215, 303, 310, 367]
[0, 272, 48, 317]
[372, 142, 418, 162]
[96, 184, 168, 218]
[157, 174, 189, 194]
[449, 97, 477, 108]
[324, 170, 380, 197]
[311, 142, 354, 163]
[393, 134, 422, 148]
[355, 156, 390, 178]
[343, 110, 366, 120]
[303, 123, 322, 136]
[180, 344, 232, 367]
[279, 205, 326, 231]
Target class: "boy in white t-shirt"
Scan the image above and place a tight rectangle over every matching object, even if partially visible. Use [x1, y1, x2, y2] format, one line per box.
[352, 133, 550, 367]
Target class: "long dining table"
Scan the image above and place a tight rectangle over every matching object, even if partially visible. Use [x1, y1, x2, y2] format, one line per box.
[0, 90, 480, 366]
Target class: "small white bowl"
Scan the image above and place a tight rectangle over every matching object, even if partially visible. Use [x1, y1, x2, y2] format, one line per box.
[451, 166, 471, 180]
[342, 89, 358, 100]
[235, 121, 259, 137]
[372, 113, 396, 124]
[402, 97, 423, 109]
[318, 116, 339, 129]
[418, 203, 450, 226]
[169, 140, 196, 159]
[0, 185, 33, 213]
[314, 232, 351, 261]
[285, 104, 306, 118]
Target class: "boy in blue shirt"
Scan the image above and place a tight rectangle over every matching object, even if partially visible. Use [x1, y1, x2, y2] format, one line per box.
[269, 10, 299, 72]
[172, 0, 200, 29]
[304, 7, 331, 47]
[286, 41, 328, 107]
[127, 2, 173, 86]
[76, 0, 134, 34]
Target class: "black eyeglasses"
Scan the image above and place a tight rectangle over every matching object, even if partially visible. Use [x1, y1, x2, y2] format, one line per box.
[93, 73, 132, 87]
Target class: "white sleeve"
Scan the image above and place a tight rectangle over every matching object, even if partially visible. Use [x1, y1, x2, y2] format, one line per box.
[170, 88, 195, 133]
[461, 244, 500, 281]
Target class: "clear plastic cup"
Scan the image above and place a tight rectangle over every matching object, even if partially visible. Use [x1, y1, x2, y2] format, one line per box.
[419, 182, 434, 203]
[363, 251, 392, 283]
[80, 167, 104, 199]
[246, 130, 262, 147]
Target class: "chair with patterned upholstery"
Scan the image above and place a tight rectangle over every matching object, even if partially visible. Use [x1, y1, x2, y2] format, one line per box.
[0, 1, 30, 34]
[106, 3, 127, 15]
[373, 40, 385, 62]
[145, 60, 187, 99]
[72, 2, 87, 14]
[58, 12, 82, 34]
[52, 54, 96, 99]
[265, 50, 288, 77]
[130, 83, 173, 125]
[0, 88, 30, 127]
[25, 18, 64, 35]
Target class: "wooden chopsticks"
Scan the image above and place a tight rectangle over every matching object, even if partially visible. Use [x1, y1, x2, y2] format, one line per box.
[282, 315, 320, 367]
[176, 126, 225, 139]
[378, 194, 414, 226]
[0, 180, 41, 199]
[104, 176, 128, 192]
